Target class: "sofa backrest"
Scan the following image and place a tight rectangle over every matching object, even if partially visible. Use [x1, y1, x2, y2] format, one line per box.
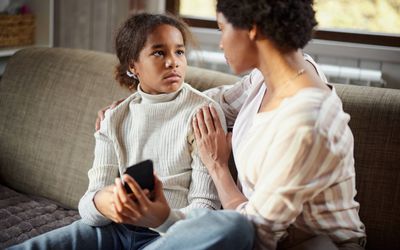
[0, 48, 128, 208]
[334, 84, 400, 250]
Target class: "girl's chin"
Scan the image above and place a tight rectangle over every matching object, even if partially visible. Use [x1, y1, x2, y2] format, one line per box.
[161, 82, 182, 93]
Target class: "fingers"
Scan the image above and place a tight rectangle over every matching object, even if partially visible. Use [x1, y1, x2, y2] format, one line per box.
[95, 117, 101, 131]
[95, 105, 109, 131]
[153, 175, 167, 203]
[201, 105, 215, 132]
[113, 178, 140, 222]
[97, 106, 108, 121]
[194, 104, 219, 136]
[95, 98, 124, 131]
[192, 115, 201, 140]
[195, 110, 208, 135]
[209, 104, 223, 131]
[111, 100, 119, 109]
[123, 175, 150, 210]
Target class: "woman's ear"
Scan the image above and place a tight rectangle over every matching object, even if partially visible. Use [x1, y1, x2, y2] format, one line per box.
[249, 25, 257, 41]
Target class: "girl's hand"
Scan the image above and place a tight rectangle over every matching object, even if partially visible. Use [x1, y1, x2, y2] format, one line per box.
[93, 185, 123, 222]
[112, 174, 170, 228]
[192, 105, 232, 174]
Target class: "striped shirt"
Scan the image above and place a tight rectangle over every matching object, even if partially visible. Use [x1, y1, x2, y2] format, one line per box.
[231, 69, 366, 249]
[203, 54, 327, 128]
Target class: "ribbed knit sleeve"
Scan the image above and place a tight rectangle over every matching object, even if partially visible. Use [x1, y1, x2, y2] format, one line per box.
[181, 128, 221, 213]
[78, 116, 120, 226]
[179, 87, 226, 213]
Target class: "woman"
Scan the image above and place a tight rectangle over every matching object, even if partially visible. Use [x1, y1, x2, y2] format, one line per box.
[191, 0, 367, 249]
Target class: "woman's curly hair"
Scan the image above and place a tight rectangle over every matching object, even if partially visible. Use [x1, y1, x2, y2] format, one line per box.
[216, 0, 317, 51]
[114, 13, 192, 91]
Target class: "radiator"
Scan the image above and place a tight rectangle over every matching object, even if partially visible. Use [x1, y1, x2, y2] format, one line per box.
[188, 50, 386, 87]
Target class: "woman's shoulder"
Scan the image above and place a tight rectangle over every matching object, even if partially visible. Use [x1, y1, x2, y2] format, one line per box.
[278, 86, 341, 123]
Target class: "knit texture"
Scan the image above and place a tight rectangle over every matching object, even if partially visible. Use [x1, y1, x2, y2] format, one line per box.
[79, 83, 224, 226]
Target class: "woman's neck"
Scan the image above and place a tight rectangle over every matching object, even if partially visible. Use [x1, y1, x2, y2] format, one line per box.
[255, 40, 329, 113]
[257, 43, 306, 94]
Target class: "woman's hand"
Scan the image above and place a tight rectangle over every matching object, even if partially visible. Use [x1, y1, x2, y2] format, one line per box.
[192, 104, 232, 174]
[111, 174, 170, 228]
[95, 98, 125, 131]
[192, 105, 247, 209]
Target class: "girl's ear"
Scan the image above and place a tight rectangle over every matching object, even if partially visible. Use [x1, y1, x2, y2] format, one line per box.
[249, 24, 257, 41]
[128, 62, 137, 75]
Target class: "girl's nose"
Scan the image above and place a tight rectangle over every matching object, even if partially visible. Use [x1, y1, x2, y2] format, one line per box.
[165, 58, 178, 68]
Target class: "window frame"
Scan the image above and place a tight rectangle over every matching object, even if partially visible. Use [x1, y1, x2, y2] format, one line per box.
[166, 0, 400, 48]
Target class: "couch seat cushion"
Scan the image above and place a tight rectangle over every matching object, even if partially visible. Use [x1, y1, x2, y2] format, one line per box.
[0, 185, 80, 248]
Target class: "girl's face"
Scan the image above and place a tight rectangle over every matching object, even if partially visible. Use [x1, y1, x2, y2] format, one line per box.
[217, 12, 257, 74]
[131, 24, 187, 94]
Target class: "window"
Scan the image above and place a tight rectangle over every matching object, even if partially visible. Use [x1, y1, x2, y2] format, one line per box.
[167, 0, 400, 47]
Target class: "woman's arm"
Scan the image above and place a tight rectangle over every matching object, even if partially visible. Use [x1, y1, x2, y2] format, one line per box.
[192, 105, 247, 209]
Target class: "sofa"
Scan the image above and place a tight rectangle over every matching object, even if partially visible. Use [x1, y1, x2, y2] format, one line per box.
[0, 47, 399, 249]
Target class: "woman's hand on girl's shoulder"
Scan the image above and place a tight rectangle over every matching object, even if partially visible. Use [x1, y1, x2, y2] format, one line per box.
[192, 104, 232, 175]
[95, 98, 126, 131]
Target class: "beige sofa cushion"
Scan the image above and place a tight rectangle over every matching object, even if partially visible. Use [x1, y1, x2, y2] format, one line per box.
[334, 84, 400, 250]
[0, 48, 129, 208]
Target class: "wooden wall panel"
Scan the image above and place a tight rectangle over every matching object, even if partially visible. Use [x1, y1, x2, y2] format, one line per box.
[54, 0, 132, 53]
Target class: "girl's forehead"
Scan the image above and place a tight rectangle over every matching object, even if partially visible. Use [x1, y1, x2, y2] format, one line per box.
[145, 24, 185, 45]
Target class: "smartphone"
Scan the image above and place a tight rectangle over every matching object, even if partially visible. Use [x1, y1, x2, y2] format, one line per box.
[123, 159, 154, 194]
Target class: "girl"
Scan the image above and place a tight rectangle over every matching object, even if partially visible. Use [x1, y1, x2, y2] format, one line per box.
[8, 13, 243, 250]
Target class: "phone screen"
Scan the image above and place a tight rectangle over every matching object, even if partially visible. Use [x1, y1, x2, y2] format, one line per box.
[123, 159, 154, 193]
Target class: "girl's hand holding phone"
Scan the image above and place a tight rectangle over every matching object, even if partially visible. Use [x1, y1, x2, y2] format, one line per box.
[112, 174, 170, 228]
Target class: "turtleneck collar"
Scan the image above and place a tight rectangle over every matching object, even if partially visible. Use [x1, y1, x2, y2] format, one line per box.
[137, 84, 184, 104]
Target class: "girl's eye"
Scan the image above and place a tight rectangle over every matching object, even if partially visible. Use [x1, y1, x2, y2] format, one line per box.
[176, 50, 185, 56]
[153, 51, 164, 57]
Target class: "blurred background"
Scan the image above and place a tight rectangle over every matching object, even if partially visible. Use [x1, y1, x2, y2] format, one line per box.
[0, 0, 399, 88]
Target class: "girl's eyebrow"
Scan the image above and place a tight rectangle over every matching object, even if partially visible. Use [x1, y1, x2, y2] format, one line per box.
[151, 44, 185, 49]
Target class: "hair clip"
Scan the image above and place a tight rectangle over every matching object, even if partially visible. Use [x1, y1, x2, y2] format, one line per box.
[126, 70, 138, 80]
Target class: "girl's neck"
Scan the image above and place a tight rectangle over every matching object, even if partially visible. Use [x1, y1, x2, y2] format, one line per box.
[138, 83, 184, 104]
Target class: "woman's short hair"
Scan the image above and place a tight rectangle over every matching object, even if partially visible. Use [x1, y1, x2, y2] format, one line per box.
[216, 0, 317, 51]
[114, 13, 191, 90]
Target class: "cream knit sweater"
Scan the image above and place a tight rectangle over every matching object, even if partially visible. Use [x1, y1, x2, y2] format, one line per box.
[79, 83, 224, 226]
